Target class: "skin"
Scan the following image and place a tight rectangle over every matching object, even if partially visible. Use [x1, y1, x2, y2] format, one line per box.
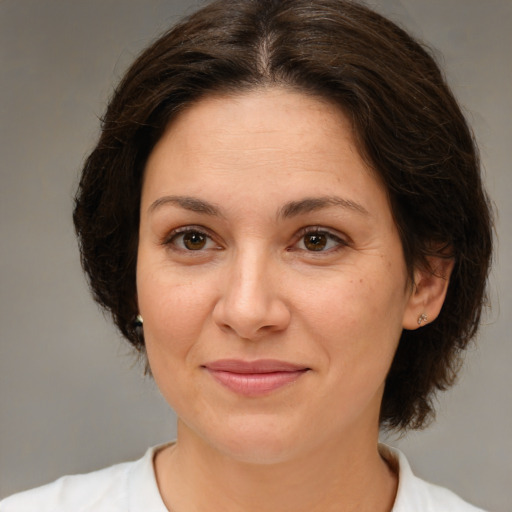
[136, 88, 453, 512]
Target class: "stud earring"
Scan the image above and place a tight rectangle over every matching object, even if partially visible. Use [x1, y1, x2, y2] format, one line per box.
[417, 313, 428, 326]
[135, 314, 143, 326]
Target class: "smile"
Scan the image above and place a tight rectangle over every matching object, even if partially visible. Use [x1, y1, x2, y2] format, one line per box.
[202, 359, 310, 397]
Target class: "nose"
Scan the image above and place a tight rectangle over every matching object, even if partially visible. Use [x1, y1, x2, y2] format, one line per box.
[212, 250, 291, 340]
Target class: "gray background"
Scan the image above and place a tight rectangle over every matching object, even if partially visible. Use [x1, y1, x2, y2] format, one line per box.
[1, 0, 510, 509]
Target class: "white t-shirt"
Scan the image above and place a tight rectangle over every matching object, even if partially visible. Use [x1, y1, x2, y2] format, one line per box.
[0, 444, 486, 511]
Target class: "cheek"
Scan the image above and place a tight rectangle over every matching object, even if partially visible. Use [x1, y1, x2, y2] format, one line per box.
[137, 267, 215, 360]
[139, 274, 214, 409]
[298, 267, 407, 360]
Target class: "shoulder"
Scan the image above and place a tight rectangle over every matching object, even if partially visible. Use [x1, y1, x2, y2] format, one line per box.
[0, 461, 131, 512]
[0, 446, 168, 512]
[379, 444, 488, 512]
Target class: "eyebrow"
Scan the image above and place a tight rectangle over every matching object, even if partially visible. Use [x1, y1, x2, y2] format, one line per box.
[148, 195, 222, 216]
[148, 194, 369, 218]
[278, 196, 369, 218]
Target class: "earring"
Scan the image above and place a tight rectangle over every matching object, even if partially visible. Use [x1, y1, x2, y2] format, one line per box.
[417, 313, 428, 326]
[132, 314, 145, 349]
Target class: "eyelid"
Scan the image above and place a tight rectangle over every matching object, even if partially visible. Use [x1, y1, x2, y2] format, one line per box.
[161, 224, 349, 253]
[162, 225, 221, 250]
[291, 226, 350, 252]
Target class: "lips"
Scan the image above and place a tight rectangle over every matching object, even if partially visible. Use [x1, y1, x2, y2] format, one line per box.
[202, 359, 309, 396]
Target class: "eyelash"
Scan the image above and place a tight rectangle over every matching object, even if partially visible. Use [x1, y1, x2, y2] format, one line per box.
[163, 225, 348, 255]
[291, 227, 349, 254]
[163, 226, 220, 252]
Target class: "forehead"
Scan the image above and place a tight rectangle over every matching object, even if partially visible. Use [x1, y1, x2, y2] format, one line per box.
[142, 88, 389, 218]
[146, 88, 364, 171]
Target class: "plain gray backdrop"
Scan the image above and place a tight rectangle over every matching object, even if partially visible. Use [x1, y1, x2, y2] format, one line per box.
[1, 1, 511, 509]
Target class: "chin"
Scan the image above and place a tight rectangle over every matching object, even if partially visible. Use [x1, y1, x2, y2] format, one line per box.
[189, 416, 307, 465]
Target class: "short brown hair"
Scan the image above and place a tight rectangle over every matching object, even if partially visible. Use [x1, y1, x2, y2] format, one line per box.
[73, 0, 493, 431]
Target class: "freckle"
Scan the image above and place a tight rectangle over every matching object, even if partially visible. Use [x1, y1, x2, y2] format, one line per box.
[359, 279, 363, 283]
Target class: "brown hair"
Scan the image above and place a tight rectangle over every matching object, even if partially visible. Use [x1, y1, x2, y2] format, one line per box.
[73, 0, 493, 431]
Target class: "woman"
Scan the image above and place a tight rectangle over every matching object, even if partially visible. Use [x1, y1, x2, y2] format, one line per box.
[1, 0, 493, 510]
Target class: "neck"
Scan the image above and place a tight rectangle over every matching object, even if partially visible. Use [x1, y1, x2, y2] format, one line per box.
[154, 422, 397, 512]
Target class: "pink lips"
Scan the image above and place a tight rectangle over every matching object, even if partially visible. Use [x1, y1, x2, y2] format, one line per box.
[203, 359, 309, 397]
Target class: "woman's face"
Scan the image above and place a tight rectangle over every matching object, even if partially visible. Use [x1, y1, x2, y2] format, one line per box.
[137, 89, 416, 463]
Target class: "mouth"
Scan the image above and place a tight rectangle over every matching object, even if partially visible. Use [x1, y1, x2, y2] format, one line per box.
[202, 359, 310, 397]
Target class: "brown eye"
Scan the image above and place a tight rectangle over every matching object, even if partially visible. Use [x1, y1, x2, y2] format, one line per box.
[303, 233, 328, 251]
[182, 231, 207, 250]
[294, 229, 347, 253]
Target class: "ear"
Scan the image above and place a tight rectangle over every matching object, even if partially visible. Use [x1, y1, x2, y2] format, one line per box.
[402, 255, 455, 330]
